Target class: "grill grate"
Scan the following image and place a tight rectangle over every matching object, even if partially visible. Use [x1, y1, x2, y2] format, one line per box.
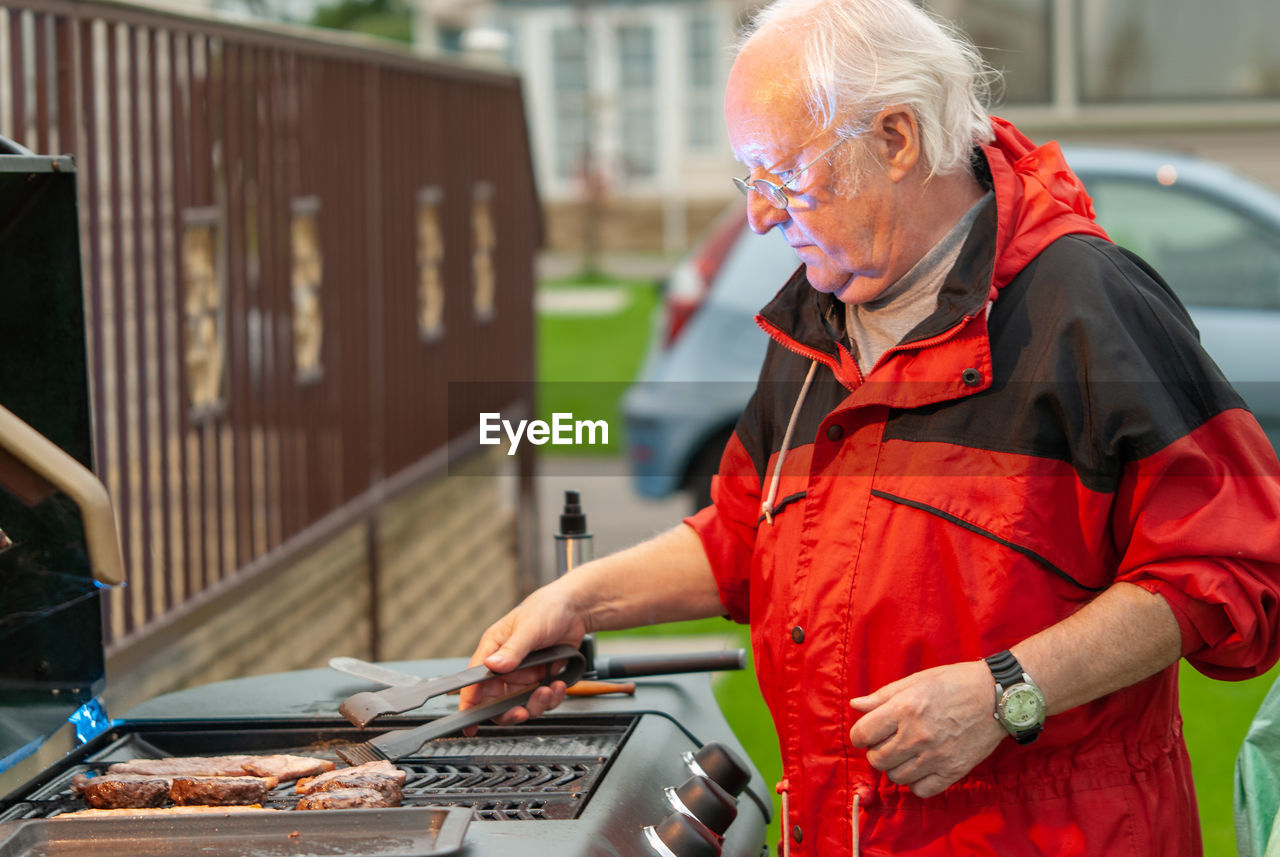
[0, 719, 633, 823]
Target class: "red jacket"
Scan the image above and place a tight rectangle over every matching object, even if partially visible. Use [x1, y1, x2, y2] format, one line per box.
[686, 118, 1280, 856]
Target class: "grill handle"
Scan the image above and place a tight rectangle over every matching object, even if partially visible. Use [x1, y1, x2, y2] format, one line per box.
[589, 649, 745, 680]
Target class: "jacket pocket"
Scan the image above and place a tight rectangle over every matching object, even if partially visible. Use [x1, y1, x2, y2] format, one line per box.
[870, 488, 1104, 593]
[868, 438, 1119, 597]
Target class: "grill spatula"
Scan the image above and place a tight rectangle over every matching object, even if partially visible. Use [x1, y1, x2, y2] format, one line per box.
[335, 645, 585, 765]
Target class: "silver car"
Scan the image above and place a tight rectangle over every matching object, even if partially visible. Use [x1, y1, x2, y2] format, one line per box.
[621, 146, 1280, 507]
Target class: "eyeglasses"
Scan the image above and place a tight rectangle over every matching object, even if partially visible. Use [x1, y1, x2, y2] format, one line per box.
[733, 137, 848, 210]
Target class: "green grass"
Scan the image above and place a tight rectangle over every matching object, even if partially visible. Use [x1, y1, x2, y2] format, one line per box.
[1183, 662, 1279, 857]
[601, 623, 1280, 856]
[536, 277, 660, 455]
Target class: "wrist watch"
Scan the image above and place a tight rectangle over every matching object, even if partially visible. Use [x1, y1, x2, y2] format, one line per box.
[984, 650, 1045, 745]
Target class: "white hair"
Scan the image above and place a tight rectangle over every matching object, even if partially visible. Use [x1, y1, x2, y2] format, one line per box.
[740, 0, 997, 177]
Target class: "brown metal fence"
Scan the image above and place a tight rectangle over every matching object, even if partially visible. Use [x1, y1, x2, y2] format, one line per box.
[0, 1, 541, 650]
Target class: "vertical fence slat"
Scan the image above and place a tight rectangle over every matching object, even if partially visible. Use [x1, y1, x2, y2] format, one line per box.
[106, 20, 136, 635]
[212, 35, 230, 582]
[33, 13, 50, 153]
[226, 39, 250, 571]
[128, 25, 155, 626]
[8, 10, 25, 147]
[191, 33, 212, 591]
[149, 26, 174, 614]
[78, 17, 113, 643]
[9, 10, 26, 147]
[170, 30, 194, 605]
[55, 16, 74, 155]
[256, 46, 276, 555]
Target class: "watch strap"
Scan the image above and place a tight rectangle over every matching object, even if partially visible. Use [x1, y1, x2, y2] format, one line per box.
[1010, 724, 1040, 745]
[984, 649, 1024, 690]
[984, 649, 1043, 745]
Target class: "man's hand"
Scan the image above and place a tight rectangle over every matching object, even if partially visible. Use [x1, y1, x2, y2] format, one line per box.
[848, 661, 1005, 798]
[457, 523, 724, 734]
[458, 583, 588, 730]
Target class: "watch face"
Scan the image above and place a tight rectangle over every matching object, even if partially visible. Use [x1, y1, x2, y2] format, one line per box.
[1002, 685, 1045, 728]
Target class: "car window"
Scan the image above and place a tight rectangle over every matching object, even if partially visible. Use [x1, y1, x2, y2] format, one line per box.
[1084, 177, 1280, 310]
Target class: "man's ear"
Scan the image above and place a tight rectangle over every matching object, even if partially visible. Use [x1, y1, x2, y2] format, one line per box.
[873, 106, 921, 182]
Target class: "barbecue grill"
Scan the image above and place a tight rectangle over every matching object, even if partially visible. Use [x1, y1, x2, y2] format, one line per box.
[0, 413, 772, 857]
[0, 141, 770, 857]
[1, 662, 771, 856]
[0, 402, 772, 857]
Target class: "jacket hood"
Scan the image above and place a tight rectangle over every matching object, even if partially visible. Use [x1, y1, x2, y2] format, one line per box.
[984, 116, 1111, 295]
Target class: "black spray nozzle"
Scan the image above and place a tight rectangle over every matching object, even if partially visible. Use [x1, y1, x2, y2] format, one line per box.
[559, 490, 589, 536]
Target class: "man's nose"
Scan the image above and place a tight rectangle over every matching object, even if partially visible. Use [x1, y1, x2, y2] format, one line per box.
[746, 192, 789, 234]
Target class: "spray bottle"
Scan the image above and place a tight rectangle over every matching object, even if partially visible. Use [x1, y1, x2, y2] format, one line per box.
[554, 490, 595, 666]
[554, 489, 593, 576]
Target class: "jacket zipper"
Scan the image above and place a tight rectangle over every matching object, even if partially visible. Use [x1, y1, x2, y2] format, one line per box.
[755, 316, 862, 388]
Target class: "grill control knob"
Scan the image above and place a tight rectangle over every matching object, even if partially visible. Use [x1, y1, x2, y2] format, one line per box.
[682, 741, 750, 798]
[643, 810, 721, 857]
[665, 775, 737, 837]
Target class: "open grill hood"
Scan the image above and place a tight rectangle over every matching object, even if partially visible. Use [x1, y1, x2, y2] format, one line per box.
[0, 145, 111, 780]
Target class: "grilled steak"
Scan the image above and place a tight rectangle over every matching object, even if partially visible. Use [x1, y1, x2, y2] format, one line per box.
[107, 756, 256, 777]
[169, 775, 279, 806]
[72, 774, 170, 809]
[107, 754, 331, 780]
[297, 771, 403, 804]
[296, 788, 394, 810]
[239, 755, 335, 780]
[295, 760, 405, 794]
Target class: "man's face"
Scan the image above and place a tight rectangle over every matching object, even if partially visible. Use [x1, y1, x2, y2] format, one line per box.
[724, 41, 921, 305]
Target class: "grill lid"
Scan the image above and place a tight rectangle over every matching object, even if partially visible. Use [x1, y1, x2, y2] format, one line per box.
[0, 143, 116, 778]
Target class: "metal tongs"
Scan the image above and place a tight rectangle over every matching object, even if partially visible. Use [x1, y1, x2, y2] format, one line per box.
[334, 645, 585, 765]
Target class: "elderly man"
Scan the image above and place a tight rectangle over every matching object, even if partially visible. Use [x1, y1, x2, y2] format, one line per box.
[463, 0, 1280, 853]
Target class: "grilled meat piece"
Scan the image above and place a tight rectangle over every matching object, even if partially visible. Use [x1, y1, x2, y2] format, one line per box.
[169, 775, 279, 806]
[71, 772, 165, 796]
[239, 755, 335, 780]
[295, 760, 405, 794]
[106, 754, 331, 780]
[107, 755, 256, 777]
[295, 788, 394, 810]
[298, 771, 403, 804]
[72, 774, 171, 809]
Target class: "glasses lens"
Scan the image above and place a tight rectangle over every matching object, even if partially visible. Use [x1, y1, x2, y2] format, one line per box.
[733, 177, 789, 209]
[755, 181, 788, 209]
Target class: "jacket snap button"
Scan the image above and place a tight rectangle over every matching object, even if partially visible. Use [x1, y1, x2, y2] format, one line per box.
[791, 625, 804, 644]
[792, 825, 803, 843]
[961, 367, 982, 387]
[826, 424, 843, 441]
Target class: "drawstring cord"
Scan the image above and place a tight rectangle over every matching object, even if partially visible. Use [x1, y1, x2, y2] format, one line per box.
[776, 779, 791, 857]
[851, 790, 864, 857]
[761, 360, 818, 524]
[778, 776, 868, 855]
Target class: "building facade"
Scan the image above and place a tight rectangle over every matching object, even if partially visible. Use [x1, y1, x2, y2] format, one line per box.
[415, 0, 1280, 255]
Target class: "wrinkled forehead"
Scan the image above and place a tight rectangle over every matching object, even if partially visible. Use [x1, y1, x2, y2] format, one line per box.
[724, 57, 817, 165]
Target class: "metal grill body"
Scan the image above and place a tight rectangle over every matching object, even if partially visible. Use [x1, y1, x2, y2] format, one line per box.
[0, 662, 771, 856]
